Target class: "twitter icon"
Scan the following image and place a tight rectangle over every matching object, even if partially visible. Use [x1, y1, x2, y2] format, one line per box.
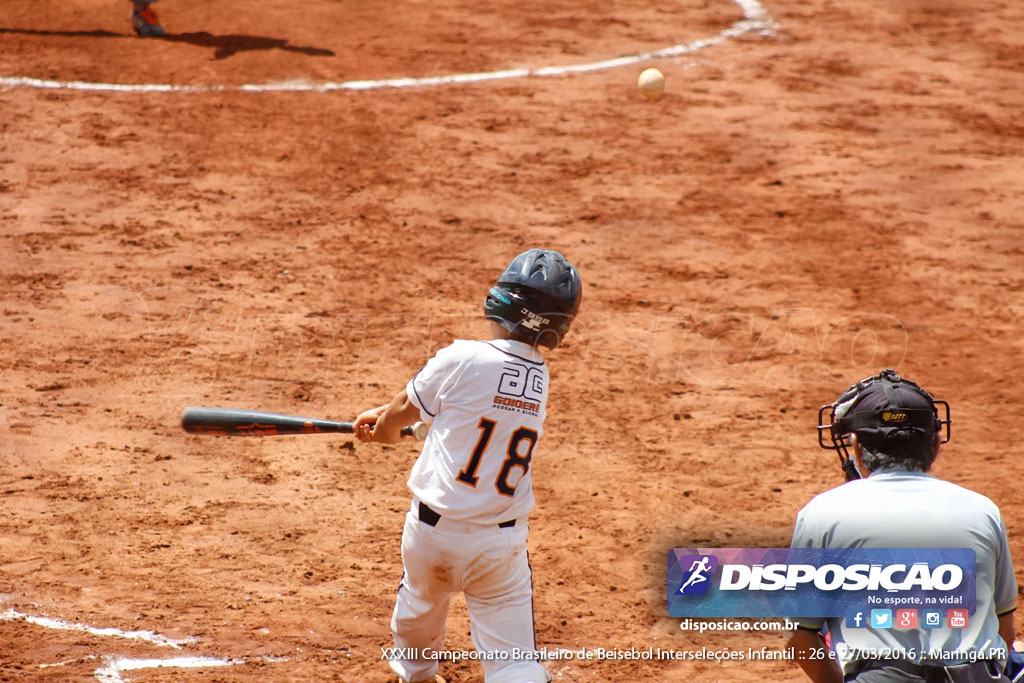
[870, 609, 893, 628]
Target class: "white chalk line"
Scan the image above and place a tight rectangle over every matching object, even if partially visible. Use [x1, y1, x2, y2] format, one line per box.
[1, 608, 196, 649]
[95, 655, 288, 683]
[0, 608, 287, 680]
[94, 656, 237, 683]
[40, 654, 99, 669]
[0, 0, 776, 93]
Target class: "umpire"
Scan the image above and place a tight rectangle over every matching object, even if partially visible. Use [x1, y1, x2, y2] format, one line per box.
[787, 369, 1018, 683]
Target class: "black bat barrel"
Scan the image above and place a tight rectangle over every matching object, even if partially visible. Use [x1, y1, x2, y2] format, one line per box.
[180, 407, 423, 438]
[181, 407, 351, 436]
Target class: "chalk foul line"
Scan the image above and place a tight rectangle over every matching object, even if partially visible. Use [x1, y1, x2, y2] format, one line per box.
[94, 655, 287, 683]
[0, 0, 776, 93]
[0, 608, 196, 649]
[0, 608, 286, 681]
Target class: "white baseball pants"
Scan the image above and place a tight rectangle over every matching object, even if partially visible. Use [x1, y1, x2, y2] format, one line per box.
[388, 500, 550, 683]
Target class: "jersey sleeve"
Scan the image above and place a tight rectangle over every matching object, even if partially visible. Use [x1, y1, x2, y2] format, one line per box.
[993, 512, 1018, 615]
[406, 343, 466, 423]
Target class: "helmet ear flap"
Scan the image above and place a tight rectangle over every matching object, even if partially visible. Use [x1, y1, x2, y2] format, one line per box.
[534, 327, 562, 350]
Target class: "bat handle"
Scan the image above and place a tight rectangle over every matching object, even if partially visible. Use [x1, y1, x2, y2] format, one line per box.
[400, 422, 429, 441]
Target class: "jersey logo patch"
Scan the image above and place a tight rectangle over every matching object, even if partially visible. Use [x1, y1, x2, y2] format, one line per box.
[494, 361, 544, 415]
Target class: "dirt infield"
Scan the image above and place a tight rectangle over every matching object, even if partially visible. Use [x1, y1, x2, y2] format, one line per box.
[2, 0, 1022, 680]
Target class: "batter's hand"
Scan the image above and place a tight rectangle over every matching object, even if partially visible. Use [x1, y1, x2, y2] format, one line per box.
[353, 390, 421, 444]
[352, 405, 388, 443]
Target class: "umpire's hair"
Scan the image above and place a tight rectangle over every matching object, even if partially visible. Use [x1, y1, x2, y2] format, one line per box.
[859, 439, 936, 473]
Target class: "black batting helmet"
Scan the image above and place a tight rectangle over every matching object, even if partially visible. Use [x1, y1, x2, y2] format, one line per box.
[817, 368, 951, 480]
[484, 249, 582, 349]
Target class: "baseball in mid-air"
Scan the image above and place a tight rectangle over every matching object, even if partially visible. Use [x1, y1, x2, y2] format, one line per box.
[638, 67, 665, 99]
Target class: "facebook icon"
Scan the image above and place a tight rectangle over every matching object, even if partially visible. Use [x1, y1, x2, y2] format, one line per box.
[845, 611, 866, 628]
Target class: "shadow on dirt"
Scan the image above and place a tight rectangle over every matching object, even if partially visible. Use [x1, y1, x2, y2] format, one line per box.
[0, 28, 335, 60]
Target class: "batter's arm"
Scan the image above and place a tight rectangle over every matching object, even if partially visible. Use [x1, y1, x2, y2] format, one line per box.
[787, 628, 843, 683]
[353, 389, 421, 444]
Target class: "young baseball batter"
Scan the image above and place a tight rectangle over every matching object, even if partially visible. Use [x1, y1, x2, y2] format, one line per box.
[353, 249, 581, 683]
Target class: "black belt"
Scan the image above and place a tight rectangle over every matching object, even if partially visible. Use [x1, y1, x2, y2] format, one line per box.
[418, 502, 516, 529]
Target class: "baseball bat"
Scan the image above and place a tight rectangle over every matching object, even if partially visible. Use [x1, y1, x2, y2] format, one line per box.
[181, 407, 428, 440]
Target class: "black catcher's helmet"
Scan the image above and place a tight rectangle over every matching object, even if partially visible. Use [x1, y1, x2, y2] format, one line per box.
[817, 368, 951, 481]
[484, 249, 582, 349]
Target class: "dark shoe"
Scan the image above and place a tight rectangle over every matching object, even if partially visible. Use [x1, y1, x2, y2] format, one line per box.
[132, 6, 166, 37]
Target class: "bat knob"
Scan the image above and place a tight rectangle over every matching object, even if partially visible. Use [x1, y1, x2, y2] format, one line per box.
[410, 422, 429, 441]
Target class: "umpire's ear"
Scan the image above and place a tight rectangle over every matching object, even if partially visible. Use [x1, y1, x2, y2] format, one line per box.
[850, 434, 868, 475]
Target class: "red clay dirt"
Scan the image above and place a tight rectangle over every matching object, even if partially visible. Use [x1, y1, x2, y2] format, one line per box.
[2, 0, 1023, 680]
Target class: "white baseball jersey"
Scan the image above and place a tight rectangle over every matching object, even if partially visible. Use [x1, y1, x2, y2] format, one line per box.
[406, 338, 548, 525]
[791, 469, 1017, 672]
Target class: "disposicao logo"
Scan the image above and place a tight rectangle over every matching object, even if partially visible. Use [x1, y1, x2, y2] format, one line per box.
[667, 548, 976, 619]
[716, 562, 962, 591]
[675, 555, 718, 595]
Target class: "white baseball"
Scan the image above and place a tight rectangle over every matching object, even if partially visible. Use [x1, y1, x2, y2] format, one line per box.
[638, 67, 665, 100]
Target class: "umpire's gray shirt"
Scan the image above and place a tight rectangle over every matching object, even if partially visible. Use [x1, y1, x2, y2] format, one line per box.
[790, 468, 1016, 673]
